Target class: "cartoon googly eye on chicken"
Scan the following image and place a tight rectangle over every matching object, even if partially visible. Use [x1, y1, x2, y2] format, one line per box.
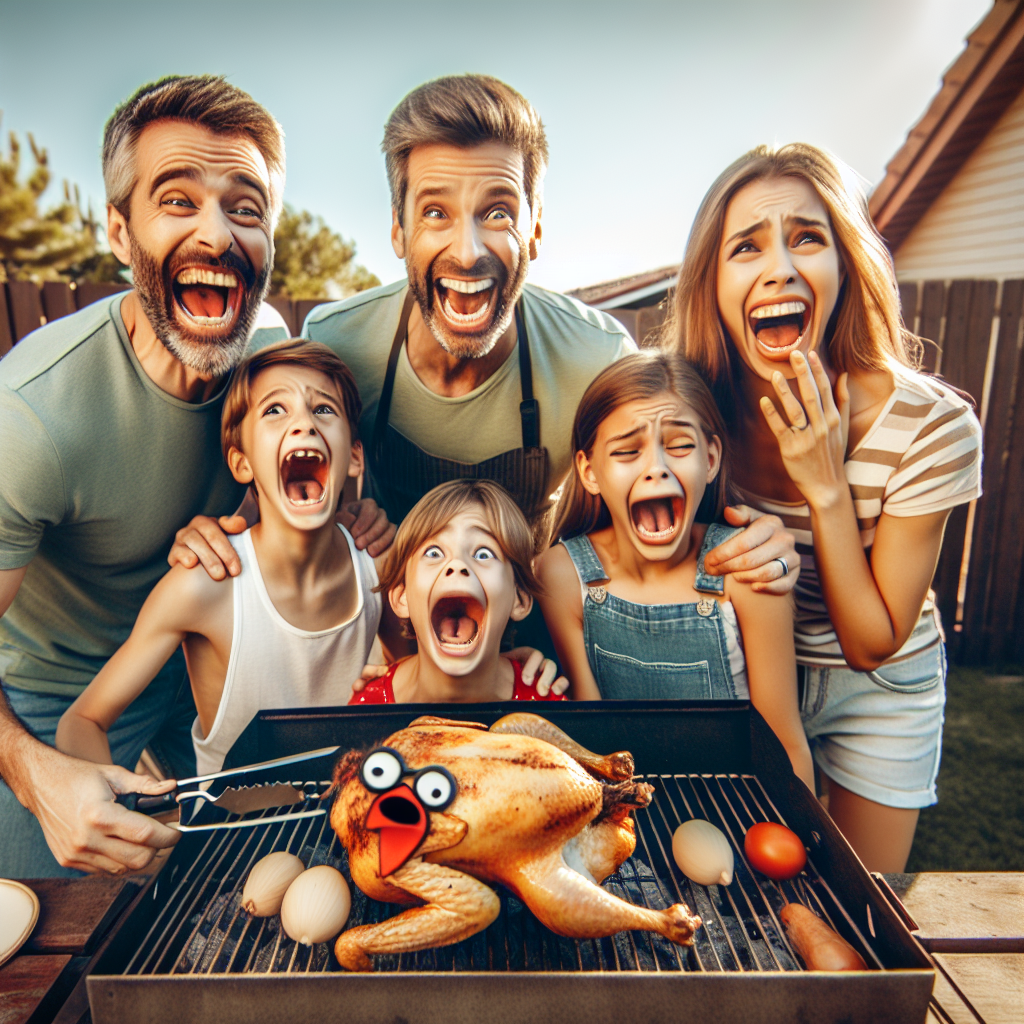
[330, 712, 702, 972]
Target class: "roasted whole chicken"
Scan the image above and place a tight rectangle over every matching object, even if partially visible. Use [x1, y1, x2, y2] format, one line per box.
[330, 712, 702, 971]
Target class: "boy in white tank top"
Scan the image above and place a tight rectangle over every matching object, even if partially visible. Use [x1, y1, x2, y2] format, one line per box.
[57, 341, 390, 773]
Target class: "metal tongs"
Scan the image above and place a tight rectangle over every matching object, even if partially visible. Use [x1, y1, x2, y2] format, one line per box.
[115, 746, 340, 831]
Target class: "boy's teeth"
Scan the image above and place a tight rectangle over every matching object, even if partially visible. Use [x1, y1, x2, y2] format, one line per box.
[751, 300, 806, 319]
[175, 268, 239, 288]
[286, 449, 324, 462]
[438, 277, 495, 294]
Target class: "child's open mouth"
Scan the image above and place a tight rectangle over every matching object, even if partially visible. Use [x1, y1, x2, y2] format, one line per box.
[749, 300, 810, 359]
[434, 277, 497, 332]
[280, 448, 329, 507]
[430, 594, 486, 655]
[172, 266, 245, 334]
[630, 495, 685, 544]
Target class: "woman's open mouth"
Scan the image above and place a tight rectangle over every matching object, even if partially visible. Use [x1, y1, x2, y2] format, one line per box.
[172, 266, 245, 334]
[749, 300, 810, 359]
[430, 594, 486, 655]
[280, 448, 329, 507]
[434, 277, 497, 332]
[630, 495, 685, 544]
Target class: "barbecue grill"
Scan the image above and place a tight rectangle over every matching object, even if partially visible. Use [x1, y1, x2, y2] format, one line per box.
[87, 702, 935, 1024]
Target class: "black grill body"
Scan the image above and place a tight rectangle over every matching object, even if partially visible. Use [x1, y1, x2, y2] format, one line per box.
[87, 702, 934, 1023]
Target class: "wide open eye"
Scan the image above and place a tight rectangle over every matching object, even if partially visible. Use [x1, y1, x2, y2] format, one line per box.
[360, 748, 405, 792]
[413, 767, 456, 810]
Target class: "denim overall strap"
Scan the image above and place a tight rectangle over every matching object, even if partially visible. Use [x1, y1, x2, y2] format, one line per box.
[564, 533, 739, 701]
[561, 535, 609, 586]
[695, 523, 744, 595]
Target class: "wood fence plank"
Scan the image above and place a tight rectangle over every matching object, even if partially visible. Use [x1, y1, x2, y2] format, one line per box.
[41, 281, 75, 323]
[933, 504, 970, 654]
[960, 281, 1024, 663]
[898, 281, 919, 330]
[6, 280, 46, 342]
[266, 297, 296, 336]
[73, 282, 129, 311]
[294, 299, 326, 335]
[918, 279, 946, 374]
[0, 284, 14, 357]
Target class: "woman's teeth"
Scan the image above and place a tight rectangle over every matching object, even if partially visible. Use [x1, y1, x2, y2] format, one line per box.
[631, 497, 679, 541]
[750, 300, 806, 320]
[750, 300, 809, 355]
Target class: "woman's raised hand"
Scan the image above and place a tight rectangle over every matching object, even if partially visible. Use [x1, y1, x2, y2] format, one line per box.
[759, 351, 850, 509]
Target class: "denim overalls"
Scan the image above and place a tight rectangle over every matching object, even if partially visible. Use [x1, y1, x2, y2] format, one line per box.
[562, 523, 744, 700]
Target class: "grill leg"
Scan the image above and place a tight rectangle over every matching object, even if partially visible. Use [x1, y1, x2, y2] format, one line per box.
[335, 858, 500, 972]
[508, 852, 702, 946]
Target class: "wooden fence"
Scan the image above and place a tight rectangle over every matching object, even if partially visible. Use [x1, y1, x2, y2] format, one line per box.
[2, 278, 1022, 666]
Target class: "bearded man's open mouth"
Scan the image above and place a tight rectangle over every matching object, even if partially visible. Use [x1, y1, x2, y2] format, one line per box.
[430, 594, 486, 655]
[433, 276, 499, 333]
[171, 266, 246, 336]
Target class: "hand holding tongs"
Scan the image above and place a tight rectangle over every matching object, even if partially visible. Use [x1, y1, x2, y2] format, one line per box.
[115, 746, 340, 831]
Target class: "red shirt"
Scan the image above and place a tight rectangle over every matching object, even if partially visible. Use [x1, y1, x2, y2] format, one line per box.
[349, 660, 567, 705]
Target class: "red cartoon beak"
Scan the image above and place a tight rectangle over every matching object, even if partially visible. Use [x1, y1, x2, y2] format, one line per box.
[366, 784, 429, 877]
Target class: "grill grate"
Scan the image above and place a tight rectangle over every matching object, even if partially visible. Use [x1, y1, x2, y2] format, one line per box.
[122, 773, 882, 976]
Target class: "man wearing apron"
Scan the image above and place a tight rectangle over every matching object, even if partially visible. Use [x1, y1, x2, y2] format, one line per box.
[298, 77, 801, 624]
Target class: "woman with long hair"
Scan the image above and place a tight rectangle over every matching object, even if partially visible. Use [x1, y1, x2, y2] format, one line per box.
[664, 144, 982, 872]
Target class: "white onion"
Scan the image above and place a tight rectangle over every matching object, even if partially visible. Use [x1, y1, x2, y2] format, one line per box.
[280, 865, 351, 945]
[241, 852, 306, 917]
[672, 819, 734, 886]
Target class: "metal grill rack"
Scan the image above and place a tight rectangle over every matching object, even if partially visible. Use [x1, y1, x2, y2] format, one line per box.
[121, 772, 882, 977]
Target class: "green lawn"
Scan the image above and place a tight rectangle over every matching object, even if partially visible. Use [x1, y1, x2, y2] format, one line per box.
[906, 665, 1024, 871]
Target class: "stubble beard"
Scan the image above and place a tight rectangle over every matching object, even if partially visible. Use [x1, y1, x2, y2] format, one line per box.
[129, 231, 270, 378]
[408, 236, 530, 361]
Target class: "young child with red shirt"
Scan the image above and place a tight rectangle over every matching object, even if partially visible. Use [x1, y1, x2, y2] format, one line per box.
[351, 480, 564, 705]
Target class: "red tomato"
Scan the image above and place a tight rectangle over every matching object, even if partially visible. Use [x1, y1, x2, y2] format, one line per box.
[744, 822, 807, 880]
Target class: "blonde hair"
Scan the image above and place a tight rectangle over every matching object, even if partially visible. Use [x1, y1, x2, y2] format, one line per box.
[376, 480, 542, 605]
[382, 74, 548, 223]
[547, 351, 730, 545]
[662, 143, 922, 386]
[103, 75, 285, 223]
[221, 340, 361, 461]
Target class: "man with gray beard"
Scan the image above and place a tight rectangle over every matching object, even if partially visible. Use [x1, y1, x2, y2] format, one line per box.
[0, 75, 389, 877]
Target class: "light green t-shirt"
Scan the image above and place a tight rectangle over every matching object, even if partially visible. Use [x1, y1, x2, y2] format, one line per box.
[0, 295, 287, 696]
[299, 280, 636, 515]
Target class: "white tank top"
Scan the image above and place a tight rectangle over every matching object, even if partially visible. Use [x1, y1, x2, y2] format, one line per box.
[191, 525, 381, 773]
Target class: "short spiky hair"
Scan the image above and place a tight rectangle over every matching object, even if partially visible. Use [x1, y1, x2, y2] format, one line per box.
[221, 340, 361, 461]
[103, 74, 285, 222]
[382, 74, 548, 224]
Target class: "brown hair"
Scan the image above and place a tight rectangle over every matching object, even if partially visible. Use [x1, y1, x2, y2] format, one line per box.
[221, 340, 362, 460]
[103, 75, 285, 221]
[376, 479, 543, 613]
[548, 351, 731, 544]
[662, 143, 922, 388]
[382, 74, 548, 224]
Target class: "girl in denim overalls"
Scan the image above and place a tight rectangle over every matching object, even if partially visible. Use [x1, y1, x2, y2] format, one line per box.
[537, 353, 813, 789]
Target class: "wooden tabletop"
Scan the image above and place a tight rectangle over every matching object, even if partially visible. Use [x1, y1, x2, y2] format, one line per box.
[1, 871, 1021, 1024]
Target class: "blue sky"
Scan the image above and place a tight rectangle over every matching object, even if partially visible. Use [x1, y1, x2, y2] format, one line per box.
[0, 0, 992, 292]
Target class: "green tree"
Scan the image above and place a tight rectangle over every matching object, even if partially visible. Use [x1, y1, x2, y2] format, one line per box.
[0, 129, 105, 284]
[271, 204, 379, 300]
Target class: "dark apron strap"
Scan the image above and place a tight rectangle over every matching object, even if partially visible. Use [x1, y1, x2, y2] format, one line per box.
[371, 290, 416, 464]
[373, 291, 539, 456]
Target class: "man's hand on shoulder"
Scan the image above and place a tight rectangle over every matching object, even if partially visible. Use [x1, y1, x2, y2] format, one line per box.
[167, 514, 247, 579]
[337, 499, 395, 557]
[702, 505, 801, 596]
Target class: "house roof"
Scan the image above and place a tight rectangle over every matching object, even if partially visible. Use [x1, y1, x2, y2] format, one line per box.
[566, 264, 678, 309]
[869, 0, 1024, 251]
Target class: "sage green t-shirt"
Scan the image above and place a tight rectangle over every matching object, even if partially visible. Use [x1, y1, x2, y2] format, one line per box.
[298, 280, 636, 516]
[0, 295, 287, 697]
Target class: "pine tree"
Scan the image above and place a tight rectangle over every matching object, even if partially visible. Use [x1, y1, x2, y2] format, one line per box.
[0, 128, 101, 284]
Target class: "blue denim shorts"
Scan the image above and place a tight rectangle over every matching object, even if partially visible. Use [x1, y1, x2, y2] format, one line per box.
[800, 642, 946, 810]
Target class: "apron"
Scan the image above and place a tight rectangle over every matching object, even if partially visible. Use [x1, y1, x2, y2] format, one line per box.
[370, 290, 550, 526]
